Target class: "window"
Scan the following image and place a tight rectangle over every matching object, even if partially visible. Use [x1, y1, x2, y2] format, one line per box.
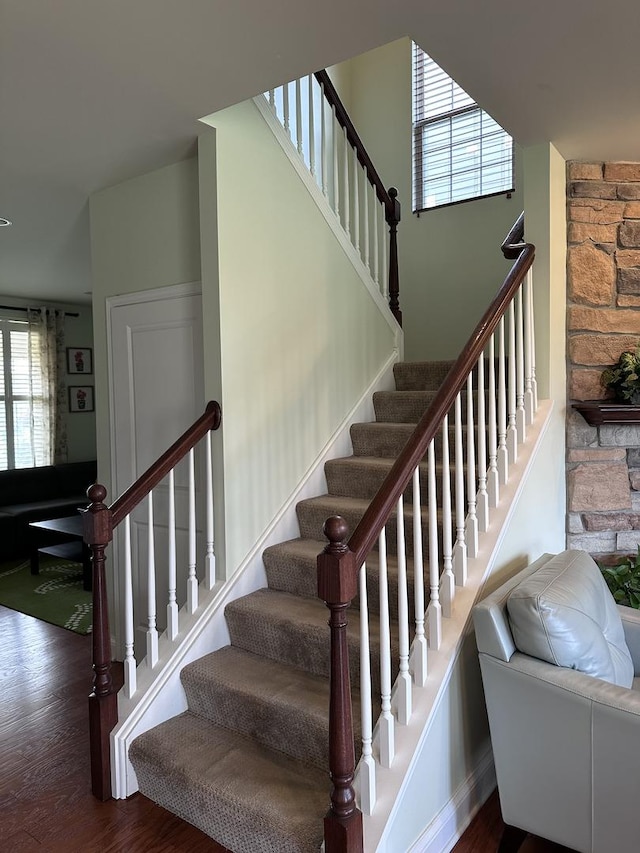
[412, 44, 514, 212]
[0, 316, 49, 469]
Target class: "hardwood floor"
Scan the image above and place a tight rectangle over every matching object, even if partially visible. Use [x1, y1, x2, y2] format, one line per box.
[453, 790, 573, 853]
[0, 604, 229, 852]
[2, 601, 575, 853]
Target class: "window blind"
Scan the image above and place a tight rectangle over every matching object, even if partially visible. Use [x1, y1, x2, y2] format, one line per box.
[412, 44, 514, 211]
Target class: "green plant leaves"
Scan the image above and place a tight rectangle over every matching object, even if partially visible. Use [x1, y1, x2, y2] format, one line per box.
[600, 343, 640, 402]
[599, 547, 640, 609]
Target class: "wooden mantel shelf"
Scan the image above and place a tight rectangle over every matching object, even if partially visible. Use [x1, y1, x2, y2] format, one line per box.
[573, 400, 640, 425]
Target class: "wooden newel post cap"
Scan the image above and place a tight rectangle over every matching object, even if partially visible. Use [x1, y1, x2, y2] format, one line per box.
[318, 516, 357, 604]
[82, 483, 113, 546]
[87, 483, 107, 505]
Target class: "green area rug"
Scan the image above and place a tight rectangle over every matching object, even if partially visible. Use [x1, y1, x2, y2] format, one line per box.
[0, 556, 92, 635]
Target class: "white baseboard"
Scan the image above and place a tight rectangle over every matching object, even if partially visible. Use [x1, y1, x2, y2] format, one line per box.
[408, 747, 496, 853]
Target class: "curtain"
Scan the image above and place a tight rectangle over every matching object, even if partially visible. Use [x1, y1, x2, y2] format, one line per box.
[26, 307, 68, 465]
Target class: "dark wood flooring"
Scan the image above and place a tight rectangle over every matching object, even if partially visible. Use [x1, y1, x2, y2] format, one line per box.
[2, 601, 573, 853]
[0, 604, 229, 852]
[453, 790, 573, 853]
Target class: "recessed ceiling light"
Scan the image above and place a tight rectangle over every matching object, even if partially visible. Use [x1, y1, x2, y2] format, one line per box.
[0, 218, 12, 227]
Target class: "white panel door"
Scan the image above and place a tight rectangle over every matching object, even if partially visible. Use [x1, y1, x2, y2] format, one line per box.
[108, 283, 204, 653]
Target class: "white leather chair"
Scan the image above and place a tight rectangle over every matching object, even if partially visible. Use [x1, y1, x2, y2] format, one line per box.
[472, 550, 640, 853]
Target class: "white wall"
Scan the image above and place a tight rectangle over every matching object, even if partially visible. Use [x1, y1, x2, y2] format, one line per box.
[199, 99, 399, 574]
[0, 295, 96, 463]
[335, 38, 525, 361]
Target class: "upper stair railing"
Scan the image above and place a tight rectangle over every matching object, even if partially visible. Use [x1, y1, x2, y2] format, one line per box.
[83, 400, 222, 800]
[262, 70, 402, 326]
[317, 213, 535, 851]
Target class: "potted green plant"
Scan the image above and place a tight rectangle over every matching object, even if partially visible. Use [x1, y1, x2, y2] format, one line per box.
[601, 343, 640, 404]
[600, 548, 640, 608]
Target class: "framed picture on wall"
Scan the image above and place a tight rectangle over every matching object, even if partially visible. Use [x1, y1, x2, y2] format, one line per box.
[68, 385, 94, 413]
[66, 347, 93, 374]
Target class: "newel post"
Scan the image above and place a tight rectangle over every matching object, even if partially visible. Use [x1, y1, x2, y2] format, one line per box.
[317, 516, 363, 853]
[82, 483, 116, 801]
[387, 186, 402, 327]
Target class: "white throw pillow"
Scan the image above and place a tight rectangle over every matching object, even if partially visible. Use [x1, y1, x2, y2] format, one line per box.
[507, 550, 634, 687]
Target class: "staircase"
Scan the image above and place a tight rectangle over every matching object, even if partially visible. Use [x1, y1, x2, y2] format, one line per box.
[128, 359, 459, 853]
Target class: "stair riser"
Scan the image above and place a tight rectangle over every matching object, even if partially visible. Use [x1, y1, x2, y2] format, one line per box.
[350, 422, 486, 459]
[373, 390, 489, 424]
[181, 672, 335, 772]
[225, 600, 393, 696]
[393, 360, 456, 391]
[264, 545, 425, 622]
[296, 501, 440, 558]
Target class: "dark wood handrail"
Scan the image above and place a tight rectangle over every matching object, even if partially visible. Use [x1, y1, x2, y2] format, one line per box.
[83, 399, 222, 801]
[349, 222, 534, 566]
[501, 211, 525, 259]
[313, 69, 402, 327]
[111, 400, 221, 527]
[314, 70, 394, 219]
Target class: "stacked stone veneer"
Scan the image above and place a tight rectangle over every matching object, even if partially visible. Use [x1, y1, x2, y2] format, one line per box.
[567, 162, 640, 557]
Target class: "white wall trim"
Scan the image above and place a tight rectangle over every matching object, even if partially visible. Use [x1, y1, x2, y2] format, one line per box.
[408, 746, 496, 853]
[252, 95, 402, 356]
[110, 350, 399, 799]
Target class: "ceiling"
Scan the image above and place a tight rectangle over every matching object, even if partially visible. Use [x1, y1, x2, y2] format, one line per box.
[2, 0, 640, 305]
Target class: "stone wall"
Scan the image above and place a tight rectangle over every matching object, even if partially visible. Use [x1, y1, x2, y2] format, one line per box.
[567, 162, 640, 556]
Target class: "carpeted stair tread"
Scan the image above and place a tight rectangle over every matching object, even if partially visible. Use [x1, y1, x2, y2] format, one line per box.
[373, 389, 487, 423]
[225, 588, 397, 692]
[263, 537, 327, 599]
[325, 455, 430, 502]
[130, 711, 327, 853]
[393, 360, 456, 391]
[350, 422, 416, 458]
[262, 536, 422, 621]
[181, 645, 360, 770]
[295, 493, 436, 556]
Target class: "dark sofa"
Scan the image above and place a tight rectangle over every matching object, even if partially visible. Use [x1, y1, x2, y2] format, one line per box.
[0, 460, 97, 560]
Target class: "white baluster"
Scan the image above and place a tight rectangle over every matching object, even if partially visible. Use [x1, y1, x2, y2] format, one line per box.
[427, 439, 442, 650]
[358, 562, 375, 814]
[440, 417, 455, 616]
[524, 269, 534, 425]
[146, 493, 158, 668]
[295, 78, 303, 156]
[381, 205, 389, 300]
[332, 106, 340, 219]
[320, 87, 328, 197]
[395, 496, 411, 725]
[507, 300, 518, 464]
[516, 288, 526, 443]
[363, 169, 370, 272]
[377, 527, 394, 768]
[123, 515, 136, 697]
[529, 271, 538, 412]
[187, 448, 198, 613]
[466, 374, 479, 559]
[476, 355, 489, 533]
[308, 76, 316, 178]
[205, 431, 215, 589]
[487, 334, 500, 507]
[343, 126, 350, 239]
[411, 467, 427, 687]
[453, 393, 467, 586]
[283, 82, 290, 136]
[166, 469, 178, 642]
[268, 89, 275, 109]
[497, 316, 509, 485]
[372, 186, 379, 287]
[353, 148, 360, 252]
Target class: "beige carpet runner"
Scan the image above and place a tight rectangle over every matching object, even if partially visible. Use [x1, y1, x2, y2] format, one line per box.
[130, 361, 457, 853]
